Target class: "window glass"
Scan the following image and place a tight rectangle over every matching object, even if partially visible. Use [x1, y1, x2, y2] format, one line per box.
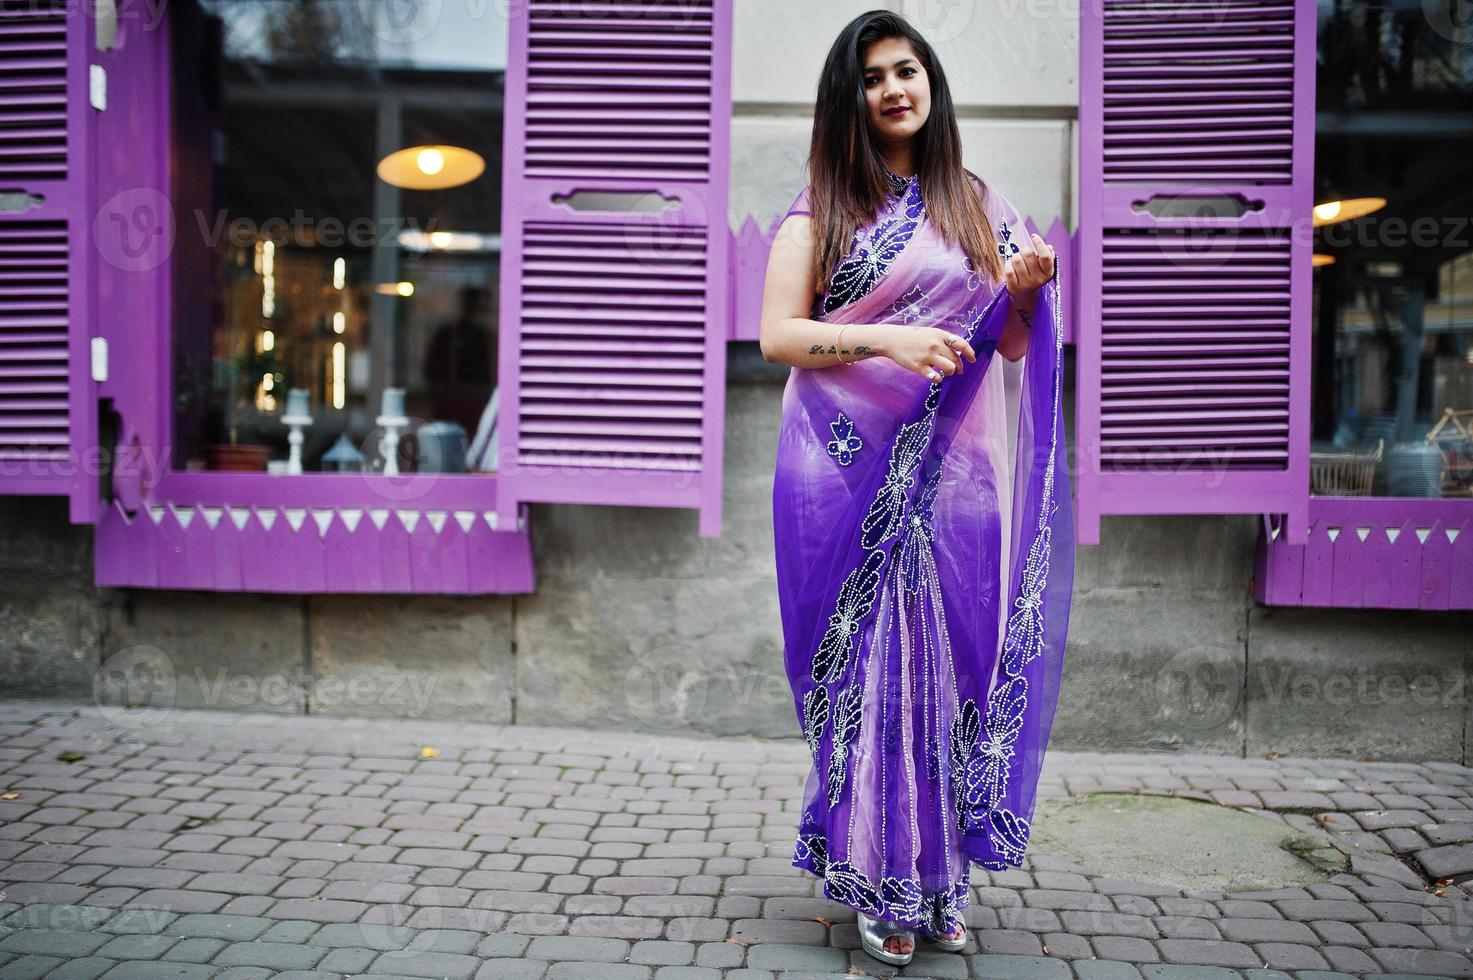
[1311, 0, 1473, 498]
[171, 0, 507, 475]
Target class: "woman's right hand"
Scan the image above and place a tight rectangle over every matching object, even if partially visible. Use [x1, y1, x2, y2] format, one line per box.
[883, 325, 976, 380]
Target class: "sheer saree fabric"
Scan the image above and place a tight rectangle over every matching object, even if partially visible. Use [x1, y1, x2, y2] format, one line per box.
[772, 171, 1074, 936]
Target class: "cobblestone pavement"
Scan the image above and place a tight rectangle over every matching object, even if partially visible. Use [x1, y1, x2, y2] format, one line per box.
[2, 701, 1473, 980]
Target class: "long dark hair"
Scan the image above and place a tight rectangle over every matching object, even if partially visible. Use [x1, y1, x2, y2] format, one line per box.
[805, 10, 1004, 296]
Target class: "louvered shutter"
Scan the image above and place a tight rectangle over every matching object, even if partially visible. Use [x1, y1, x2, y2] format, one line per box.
[0, 0, 96, 521]
[1077, 0, 1314, 545]
[495, 0, 733, 538]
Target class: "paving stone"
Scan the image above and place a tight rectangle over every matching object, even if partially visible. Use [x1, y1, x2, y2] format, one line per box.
[1307, 920, 1368, 946]
[1136, 967, 1247, 979]
[1215, 901, 1280, 920]
[972, 928, 1043, 955]
[475, 959, 549, 979]
[364, 949, 483, 978]
[1355, 810, 1429, 831]
[1251, 941, 1329, 970]
[1041, 930, 1092, 959]
[92, 933, 181, 959]
[44, 960, 113, 980]
[1274, 900, 1376, 922]
[1155, 916, 1221, 940]
[1215, 918, 1317, 944]
[1319, 945, 1379, 973]
[1155, 938, 1260, 968]
[162, 914, 274, 941]
[1360, 920, 1436, 947]
[744, 943, 847, 971]
[162, 937, 227, 963]
[95, 964, 218, 979]
[212, 941, 329, 971]
[0, 930, 109, 958]
[1417, 844, 1473, 879]
[629, 940, 696, 965]
[316, 946, 377, 973]
[1072, 961, 1146, 980]
[544, 964, 651, 980]
[693, 942, 745, 968]
[967, 954, 1072, 978]
[1091, 936, 1161, 962]
[1367, 945, 1473, 977]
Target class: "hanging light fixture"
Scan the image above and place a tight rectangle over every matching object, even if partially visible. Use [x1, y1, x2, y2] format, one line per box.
[1312, 196, 1386, 227]
[376, 144, 485, 191]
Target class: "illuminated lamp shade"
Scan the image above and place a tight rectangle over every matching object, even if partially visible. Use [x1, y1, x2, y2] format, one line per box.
[1312, 254, 1336, 267]
[1312, 196, 1386, 227]
[377, 144, 485, 190]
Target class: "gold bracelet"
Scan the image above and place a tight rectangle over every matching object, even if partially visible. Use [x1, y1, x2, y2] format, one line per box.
[835, 323, 856, 367]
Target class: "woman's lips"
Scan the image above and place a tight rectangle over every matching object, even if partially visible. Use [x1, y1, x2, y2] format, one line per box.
[884, 106, 910, 116]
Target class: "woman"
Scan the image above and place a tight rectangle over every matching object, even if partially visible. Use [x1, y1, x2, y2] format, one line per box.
[759, 10, 1075, 967]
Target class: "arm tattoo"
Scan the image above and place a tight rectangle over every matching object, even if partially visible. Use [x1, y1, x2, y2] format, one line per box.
[808, 344, 877, 359]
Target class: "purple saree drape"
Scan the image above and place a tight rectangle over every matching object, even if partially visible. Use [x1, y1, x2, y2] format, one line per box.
[772, 171, 1074, 936]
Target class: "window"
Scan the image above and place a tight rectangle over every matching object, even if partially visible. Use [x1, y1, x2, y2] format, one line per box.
[1311, 0, 1473, 500]
[170, 0, 509, 478]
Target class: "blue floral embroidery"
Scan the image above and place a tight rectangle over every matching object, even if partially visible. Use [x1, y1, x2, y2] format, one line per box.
[997, 220, 1021, 261]
[811, 548, 886, 685]
[826, 411, 863, 467]
[822, 174, 925, 315]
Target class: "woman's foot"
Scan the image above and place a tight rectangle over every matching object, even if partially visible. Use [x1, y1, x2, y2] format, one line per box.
[919, 920, 968, 952]
[858, 911, 915, 965]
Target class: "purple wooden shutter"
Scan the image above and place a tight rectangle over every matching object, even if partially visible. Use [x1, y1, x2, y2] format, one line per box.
[1077, 0, 1314, 545]
[0, 0, 96, 521]
[495, 0, 733, 538]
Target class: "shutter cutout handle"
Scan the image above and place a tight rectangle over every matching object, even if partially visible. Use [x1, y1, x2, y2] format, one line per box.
[550, 189, 681, 215]
[1131, 193, 1265, 221]
[0, 193, 43, 215]
[95, 0, 119, 51]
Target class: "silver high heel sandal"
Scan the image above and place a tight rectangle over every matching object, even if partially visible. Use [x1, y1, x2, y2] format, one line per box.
[857, 911, 914, 966]
[920, 923, 968, 952]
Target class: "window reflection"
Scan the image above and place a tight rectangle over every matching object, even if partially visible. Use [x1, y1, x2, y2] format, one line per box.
[1311, 0, 1473, 498]
[171, 0, 506, 475]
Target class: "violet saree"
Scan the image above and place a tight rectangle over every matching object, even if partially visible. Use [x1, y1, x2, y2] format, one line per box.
[772, 169, 1074, 937]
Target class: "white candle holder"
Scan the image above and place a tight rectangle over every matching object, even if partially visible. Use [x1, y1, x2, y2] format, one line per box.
[280, 405, 314, 476]
[376, 413, 410, 475]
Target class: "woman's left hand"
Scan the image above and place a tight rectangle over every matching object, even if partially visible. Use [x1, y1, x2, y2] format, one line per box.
[1003, 232, 1056, 300]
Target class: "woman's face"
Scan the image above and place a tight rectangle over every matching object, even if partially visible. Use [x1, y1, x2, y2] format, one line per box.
[862, 36, 930, 150]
